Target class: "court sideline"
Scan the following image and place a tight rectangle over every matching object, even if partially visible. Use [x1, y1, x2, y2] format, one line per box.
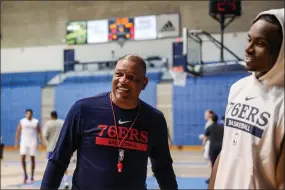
[1, 149, 210, 189]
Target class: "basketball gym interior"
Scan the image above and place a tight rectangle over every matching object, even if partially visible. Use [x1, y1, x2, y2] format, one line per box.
[1, 1, 283, 189]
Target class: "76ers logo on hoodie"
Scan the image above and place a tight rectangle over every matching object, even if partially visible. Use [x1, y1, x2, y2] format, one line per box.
[233, 132, 239, 145]
[95, 125, 148, 152]
[225, 101, 271, 139]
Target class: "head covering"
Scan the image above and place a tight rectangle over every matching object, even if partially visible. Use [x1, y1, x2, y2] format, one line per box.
[255, 8, 284, 88]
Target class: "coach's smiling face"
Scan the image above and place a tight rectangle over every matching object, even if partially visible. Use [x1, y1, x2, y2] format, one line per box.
[111, 57, 148, 109]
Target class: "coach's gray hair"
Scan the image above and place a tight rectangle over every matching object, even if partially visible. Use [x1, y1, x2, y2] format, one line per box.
[118, 54, 147, 74]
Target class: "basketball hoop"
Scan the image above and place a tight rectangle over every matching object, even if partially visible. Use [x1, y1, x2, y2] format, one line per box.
[175, 37, 182, 42]
[117, 38, 125, 48]
[169, 66, 187, 87]
[67, 44, 73, 49]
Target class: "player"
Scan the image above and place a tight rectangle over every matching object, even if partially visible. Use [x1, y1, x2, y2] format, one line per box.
[209, 8, 284, 189]
[203, 114, 223, 169]
[202, 110, 214, 160]
[43, 111, 69, 189]
[198, 109, 214, 183]
[0, 136, 4, 160]
[204, 110, 215, 130]
[41, 54, 178, 190]
[219, 115, 225, 125]
[15, 109, 43, 184]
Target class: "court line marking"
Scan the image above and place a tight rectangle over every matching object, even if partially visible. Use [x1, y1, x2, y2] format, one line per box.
[5, 176, 208, 189]
[2, 161, 207, 166]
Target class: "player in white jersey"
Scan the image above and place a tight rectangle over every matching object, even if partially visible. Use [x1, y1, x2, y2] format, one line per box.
[209, 8, 284, 189]
[15, 109, 43, 184]
[43, 111, 69, 189]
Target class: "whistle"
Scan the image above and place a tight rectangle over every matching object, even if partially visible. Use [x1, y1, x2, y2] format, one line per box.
[117, 162, 123, 172]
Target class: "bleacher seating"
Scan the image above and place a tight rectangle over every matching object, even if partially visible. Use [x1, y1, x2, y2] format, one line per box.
[1, 71, 60, 87]
[55, 81, 112, 119]
[1, 86, 41, 146]
[172, 72, 249, 145]
[0, 69, 249, 146]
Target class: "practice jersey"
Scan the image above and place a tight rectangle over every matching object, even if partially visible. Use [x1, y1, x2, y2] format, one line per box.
[20, 118, 39, 146]
[43, 119, 64, 152]
[215, 74, 284, 189]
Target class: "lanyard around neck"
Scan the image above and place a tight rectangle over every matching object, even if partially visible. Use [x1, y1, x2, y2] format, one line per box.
[109, 94, 140, 148]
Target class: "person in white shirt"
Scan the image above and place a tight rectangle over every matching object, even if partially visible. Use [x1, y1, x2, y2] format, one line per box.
[43, 111, 69, 189]
[15, 109, 43, 184]
[209, 8, 284, 189]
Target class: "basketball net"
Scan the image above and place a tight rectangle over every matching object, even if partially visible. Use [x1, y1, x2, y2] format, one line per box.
[169, 66, 187, 87]
[118, 38, 125, 48]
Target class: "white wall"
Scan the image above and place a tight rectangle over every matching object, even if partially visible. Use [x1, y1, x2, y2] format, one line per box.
[0, 32, 248, 73]
[0, 38, 176, 73]
[1, 46, 64, 73]
[201, 32, 247, 62]
[74, 38, 176, 63]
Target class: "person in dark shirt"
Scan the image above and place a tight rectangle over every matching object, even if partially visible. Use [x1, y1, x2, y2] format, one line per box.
[204, 114, 224, 168]
[218, 115, 225, 126]
[40, 54, 178, 190]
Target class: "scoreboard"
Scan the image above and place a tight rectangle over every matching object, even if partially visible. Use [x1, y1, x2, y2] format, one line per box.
[108, 17, 135, 41]
[66, 13, 180, 45]
[209, 0, 241, 16]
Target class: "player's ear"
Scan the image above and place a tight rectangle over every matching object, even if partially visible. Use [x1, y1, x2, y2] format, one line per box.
[142, 77, 148, 90]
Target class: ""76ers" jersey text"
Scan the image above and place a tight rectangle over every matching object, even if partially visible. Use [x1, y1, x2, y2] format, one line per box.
[95, 125, 148, 151]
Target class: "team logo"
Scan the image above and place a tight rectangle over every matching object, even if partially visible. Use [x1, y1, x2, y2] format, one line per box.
[95, 124, 148, 151]
[118, 149, 124, 161]
[245, 96, 257, 101]
[118, 119, 131, 125]
[233, 132, 239, 145]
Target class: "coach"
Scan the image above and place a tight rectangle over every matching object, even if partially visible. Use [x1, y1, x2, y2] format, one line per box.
[40, 54, 178, 190]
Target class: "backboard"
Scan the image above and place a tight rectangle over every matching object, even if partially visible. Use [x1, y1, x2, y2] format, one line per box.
[182, 27, 246, 76]
[182, 28, 203, 76]
[117, 38, 125, 48]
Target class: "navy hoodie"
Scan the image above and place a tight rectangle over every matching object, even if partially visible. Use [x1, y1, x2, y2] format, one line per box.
[40, 92, 178, 190]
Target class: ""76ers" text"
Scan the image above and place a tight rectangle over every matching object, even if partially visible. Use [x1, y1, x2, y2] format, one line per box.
[97, 125, 148, 143]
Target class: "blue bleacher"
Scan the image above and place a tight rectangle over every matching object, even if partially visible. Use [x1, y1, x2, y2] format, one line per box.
[1, 86, 41, 146]
[1, 71, 60, 87]
[172, 72, 249, 145]
[0, 69, 249, 147]
[55, 81, 112, 119]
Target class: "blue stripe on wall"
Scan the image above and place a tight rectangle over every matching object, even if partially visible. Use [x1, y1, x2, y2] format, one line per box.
[1, 71, 60, 87]
[173, 72, 249, 145]
[1, 86, 41, 145]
